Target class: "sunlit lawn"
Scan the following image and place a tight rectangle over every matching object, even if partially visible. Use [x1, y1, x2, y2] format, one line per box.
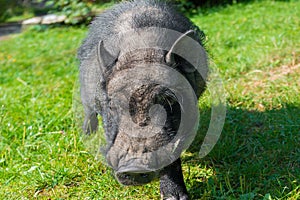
[0, 0, 299, 199]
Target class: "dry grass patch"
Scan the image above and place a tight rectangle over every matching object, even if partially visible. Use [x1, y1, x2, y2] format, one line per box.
[232, 53, 300, 111]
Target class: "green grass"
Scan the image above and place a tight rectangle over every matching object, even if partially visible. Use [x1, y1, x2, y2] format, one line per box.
[0, 0, 299, 199]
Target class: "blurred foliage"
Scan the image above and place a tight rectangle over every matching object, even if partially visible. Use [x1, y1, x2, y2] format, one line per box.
[0, 0, 23, 22]
[41, 0, 93, 24]
[0, 0, 111, 24]
[0, 0, 49, 23]
[0, 0, 253, 24]
[1, 0, 289, 24]
[39, 0, 122, 24]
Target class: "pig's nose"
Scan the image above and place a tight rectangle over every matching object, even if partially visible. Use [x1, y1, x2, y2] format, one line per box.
[138, 120, 147, 126]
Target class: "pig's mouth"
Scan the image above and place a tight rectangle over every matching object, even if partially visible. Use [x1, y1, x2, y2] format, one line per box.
[112, 157, 160, 185]
[115, 170, 159, 186]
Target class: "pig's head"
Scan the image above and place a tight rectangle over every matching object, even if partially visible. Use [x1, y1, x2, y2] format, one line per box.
[95, 29, 208, 185]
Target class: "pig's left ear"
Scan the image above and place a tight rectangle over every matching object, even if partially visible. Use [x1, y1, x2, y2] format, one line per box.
[165, 30, 208, 75]
[97, 40, 118, 73]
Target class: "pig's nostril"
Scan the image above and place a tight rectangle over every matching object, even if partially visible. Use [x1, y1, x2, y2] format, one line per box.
[140, 173, 149, 178]
[138, 121, 147, 126]
[124, 174, 131, 179]
[138, 117, 150, 126]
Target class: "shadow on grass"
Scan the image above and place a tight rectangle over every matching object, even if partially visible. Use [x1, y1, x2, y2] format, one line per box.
[185, 104, 300, 199]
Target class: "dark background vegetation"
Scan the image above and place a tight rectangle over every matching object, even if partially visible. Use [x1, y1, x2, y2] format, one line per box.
[0, 0, 269, 24]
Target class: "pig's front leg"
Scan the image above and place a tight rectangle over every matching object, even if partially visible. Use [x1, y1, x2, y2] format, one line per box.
[159, 158, 189, 200]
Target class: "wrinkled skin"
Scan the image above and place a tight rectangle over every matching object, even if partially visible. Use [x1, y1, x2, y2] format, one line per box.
[78, 1, 208, 199]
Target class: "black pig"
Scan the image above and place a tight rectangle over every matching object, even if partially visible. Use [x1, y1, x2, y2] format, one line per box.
[78, 0, 208, 199]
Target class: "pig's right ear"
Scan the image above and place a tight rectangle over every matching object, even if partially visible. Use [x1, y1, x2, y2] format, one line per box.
[97, 40, 117, 73]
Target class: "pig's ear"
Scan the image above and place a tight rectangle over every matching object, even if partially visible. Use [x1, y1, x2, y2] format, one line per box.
[97, 40, 117, 73]
[166, 30, 207, 73]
